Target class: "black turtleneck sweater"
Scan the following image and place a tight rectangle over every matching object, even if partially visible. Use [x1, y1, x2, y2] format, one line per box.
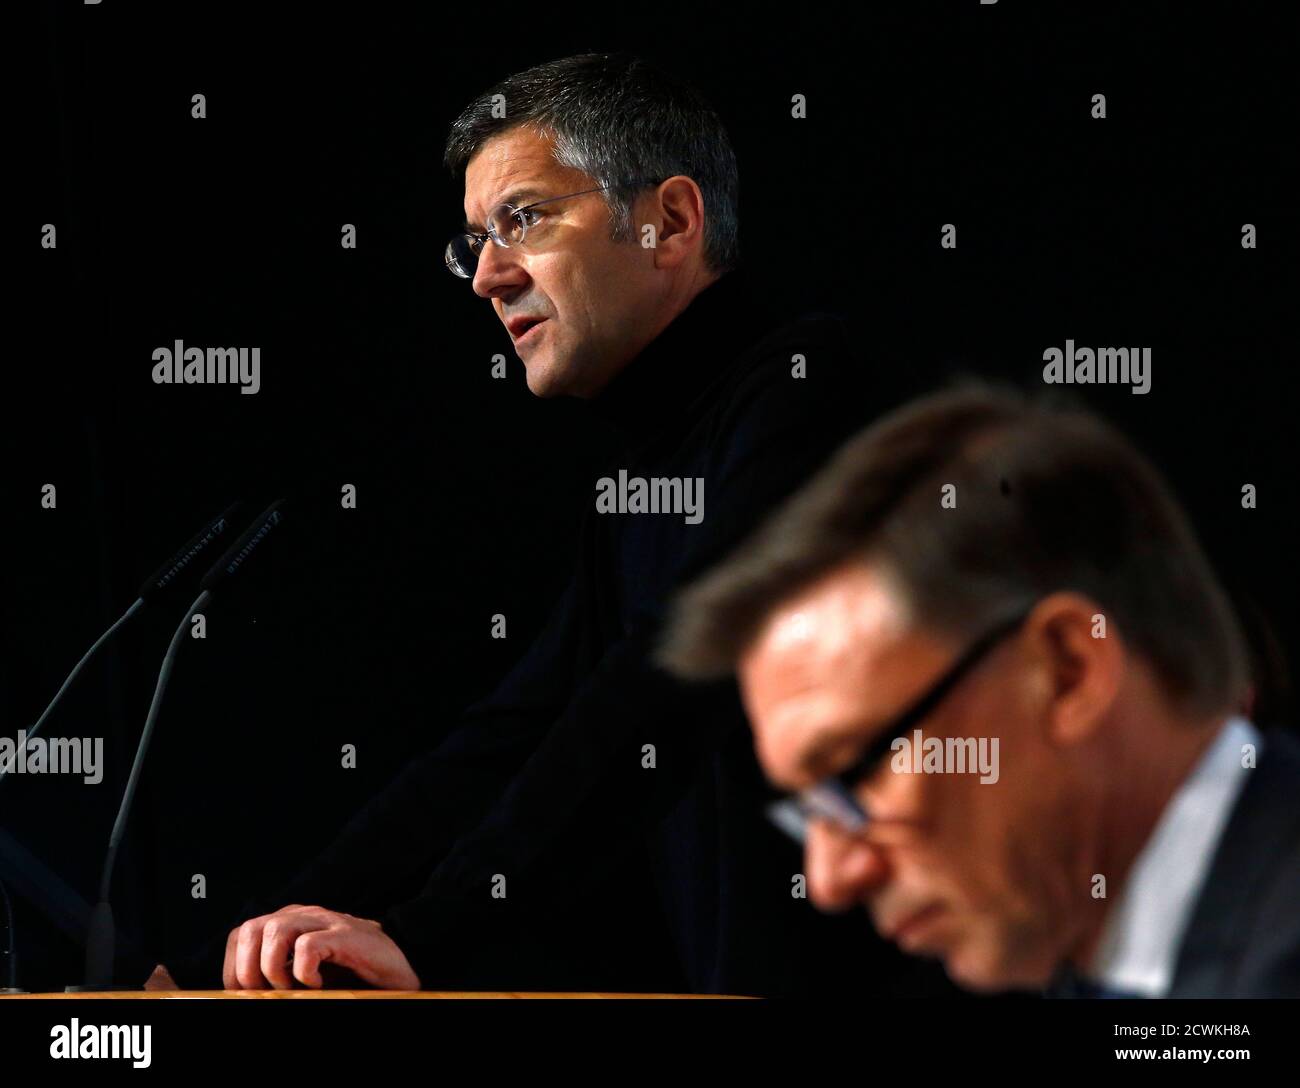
[167, 268, 955, 997]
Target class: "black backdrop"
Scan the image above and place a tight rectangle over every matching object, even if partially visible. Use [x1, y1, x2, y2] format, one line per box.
[4, 2, 1295, 991]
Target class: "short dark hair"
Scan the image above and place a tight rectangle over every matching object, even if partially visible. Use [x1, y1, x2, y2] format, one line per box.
[657, 384, 1251, 720]
[443, 52, 740, 274]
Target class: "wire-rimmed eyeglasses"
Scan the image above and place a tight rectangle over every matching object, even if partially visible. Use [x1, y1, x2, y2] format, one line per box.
[445, 179, 664, 279]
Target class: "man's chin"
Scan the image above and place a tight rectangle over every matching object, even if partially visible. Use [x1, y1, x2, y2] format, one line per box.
[521, 357, 564, 397]
[942, 938, 1056, 993]
[522, 355, 595, 399]
[943, 953, 1013, 993]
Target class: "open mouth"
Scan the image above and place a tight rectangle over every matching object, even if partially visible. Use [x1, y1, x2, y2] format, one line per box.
[514, 318, 547, 346]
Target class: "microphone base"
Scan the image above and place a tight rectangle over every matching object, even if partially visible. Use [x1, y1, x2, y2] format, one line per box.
[0, 987, 27, 994]
[64, 984, 131, 992]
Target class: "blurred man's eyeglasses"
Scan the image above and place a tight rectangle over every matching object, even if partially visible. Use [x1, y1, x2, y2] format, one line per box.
[765, 608, 1031, 844]
[445, 179, 664, 280]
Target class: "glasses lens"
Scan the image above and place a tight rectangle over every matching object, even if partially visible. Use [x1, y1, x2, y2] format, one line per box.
[765, 781, 868, 845]
[445, 235, 478, 278]
[486, 204, 528, 248]
[801, 781, 869, 832]
[766, 799, 810, 844]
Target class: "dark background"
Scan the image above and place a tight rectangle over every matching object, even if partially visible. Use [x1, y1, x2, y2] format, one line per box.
[3, 1, 1295, 991]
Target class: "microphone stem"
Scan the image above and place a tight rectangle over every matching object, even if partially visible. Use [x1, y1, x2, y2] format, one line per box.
[96, 589, 211, 904]
[0, 598, 145, 786]
[0, 878, 17, 990]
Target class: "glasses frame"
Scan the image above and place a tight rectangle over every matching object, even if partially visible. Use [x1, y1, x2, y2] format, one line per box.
[766, 607, 1032, 842]
[445, 179, 665, 279]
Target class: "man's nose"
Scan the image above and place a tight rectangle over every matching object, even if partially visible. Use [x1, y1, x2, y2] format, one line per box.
[472, 240, 528, 300]
[805, 820, 890, 911]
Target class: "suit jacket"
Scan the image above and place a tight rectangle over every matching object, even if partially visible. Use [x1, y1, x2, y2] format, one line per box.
[1052, 726, 1300, 998]
[1167, 726, 1300, 997]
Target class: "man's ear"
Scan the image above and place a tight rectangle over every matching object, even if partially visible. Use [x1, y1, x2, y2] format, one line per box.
[648, 176, 707, 270]
[1022, 592, 1124, 747]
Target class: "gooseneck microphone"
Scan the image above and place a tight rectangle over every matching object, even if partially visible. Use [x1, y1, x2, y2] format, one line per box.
[197, 499, 286, 594]
[0, 502, 242, 788]
[0, 502, 239, 994]
[73, 500, 287, 991]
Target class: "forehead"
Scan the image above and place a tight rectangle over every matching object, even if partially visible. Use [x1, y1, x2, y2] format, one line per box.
[744, 562, 909, 690]
[462, 126, 585, 226]
[737, 563, 935, 780]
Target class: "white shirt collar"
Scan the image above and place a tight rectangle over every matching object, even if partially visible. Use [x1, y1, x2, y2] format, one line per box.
[1088, 715, 1262, 997]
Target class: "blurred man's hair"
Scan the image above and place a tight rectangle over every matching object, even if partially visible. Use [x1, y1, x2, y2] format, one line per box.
[444, 52, 740, 274]
[657, 384, 1251, 720]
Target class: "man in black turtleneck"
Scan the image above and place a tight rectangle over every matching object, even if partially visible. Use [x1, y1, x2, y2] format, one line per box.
[154, 53, 952, 997]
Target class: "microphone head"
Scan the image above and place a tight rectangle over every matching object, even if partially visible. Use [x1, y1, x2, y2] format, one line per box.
[198, 500, 287, 593]
[137, 503, 243, 602]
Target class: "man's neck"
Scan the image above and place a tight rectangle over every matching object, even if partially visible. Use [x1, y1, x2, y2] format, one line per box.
[582, 267, 724, 400]
[1070, 701, 1230, 972]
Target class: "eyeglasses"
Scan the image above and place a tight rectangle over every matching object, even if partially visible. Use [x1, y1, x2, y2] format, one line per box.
[765, 608, 1031, 844]
[445, 179, 664, 279]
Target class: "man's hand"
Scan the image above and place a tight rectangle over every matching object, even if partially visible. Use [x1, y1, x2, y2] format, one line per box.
[222, 904, 421, 991]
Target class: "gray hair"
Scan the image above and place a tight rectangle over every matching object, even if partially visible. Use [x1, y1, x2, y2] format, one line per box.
[443, 53, 740, 274]
[657, 383, 1252, 722]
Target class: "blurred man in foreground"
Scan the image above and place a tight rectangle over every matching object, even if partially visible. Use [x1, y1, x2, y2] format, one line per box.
[659, 385, 1300, 997]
